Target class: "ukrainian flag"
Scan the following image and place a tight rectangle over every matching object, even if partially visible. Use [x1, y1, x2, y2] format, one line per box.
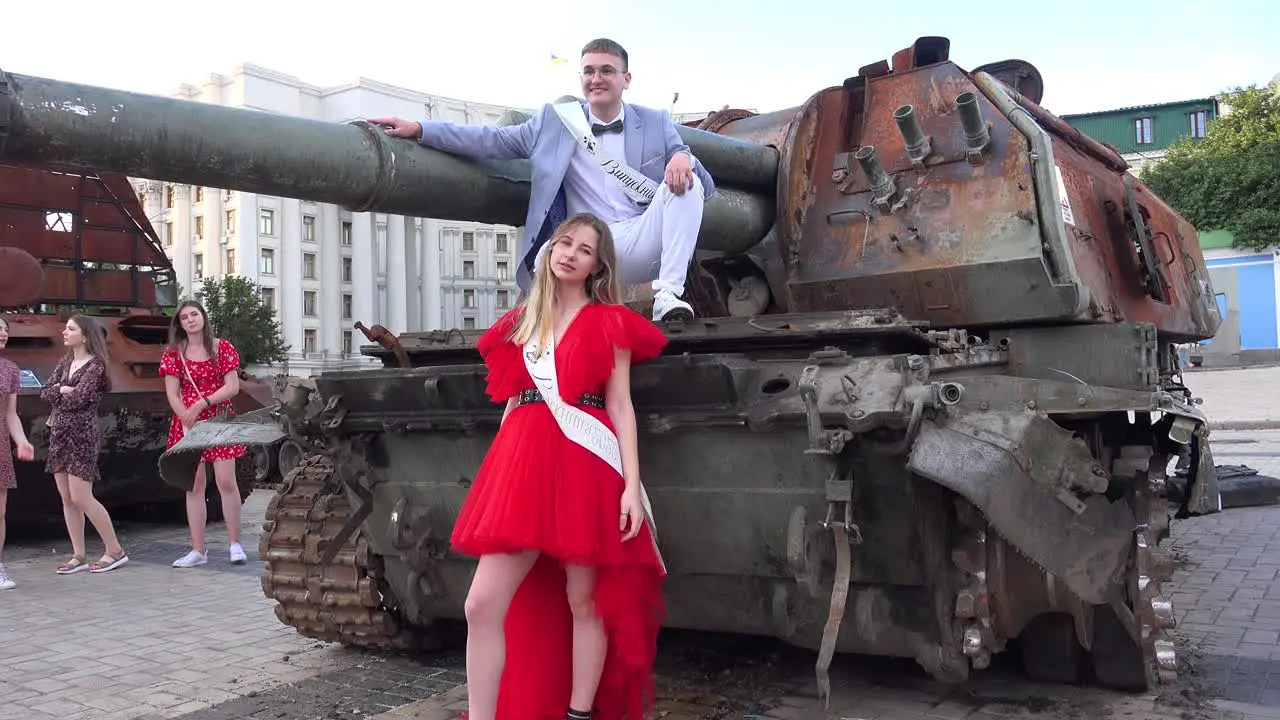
[550, 54, 569, 66]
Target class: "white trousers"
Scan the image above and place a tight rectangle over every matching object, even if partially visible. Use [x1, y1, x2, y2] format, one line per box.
[610, 175, 704, 297]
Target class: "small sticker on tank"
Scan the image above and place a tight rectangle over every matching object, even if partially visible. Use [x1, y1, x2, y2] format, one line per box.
[1054, 165, 1075, 226]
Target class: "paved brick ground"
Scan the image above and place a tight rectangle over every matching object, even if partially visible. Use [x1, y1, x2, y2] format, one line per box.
[2, 366, 1280, 719]
[0, 493, 370, 720]
[1184, 366, 1280, 429]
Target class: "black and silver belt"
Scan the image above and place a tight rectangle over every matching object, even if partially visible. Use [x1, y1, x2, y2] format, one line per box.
[518, 388, 605, 410]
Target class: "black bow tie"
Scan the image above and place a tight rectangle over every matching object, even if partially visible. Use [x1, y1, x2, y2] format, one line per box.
[591, 119, 623, 135]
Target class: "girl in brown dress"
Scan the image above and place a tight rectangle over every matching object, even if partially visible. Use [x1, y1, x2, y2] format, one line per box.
[40, 314, 128, 574]
[0, 315, 37, 590]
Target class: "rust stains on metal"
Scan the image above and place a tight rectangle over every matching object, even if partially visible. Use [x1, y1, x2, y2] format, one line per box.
[356, 321, 411, 369]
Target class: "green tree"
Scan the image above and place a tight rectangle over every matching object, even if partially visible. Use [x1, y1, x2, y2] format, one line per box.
[1141, 85, 1280, 252]
[196, 276, 288, 366]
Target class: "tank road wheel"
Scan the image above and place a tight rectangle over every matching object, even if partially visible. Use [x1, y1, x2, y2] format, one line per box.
[259, 454, 420, 650]
[1089, 446, 1178, 691]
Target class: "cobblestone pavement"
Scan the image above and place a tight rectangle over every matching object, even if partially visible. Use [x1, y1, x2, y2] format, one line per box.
[1183, 365, 1280, 429]
[2, 366, 1280, 719]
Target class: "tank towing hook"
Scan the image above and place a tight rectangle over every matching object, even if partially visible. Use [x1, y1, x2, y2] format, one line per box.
[816, 468, 861, 707]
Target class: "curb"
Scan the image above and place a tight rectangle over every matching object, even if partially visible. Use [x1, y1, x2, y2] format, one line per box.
[1210, 420, 1280, 432]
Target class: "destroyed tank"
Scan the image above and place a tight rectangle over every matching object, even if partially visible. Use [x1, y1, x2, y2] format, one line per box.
[0, 37, 1222, 695]
[0, 161, 271, 526]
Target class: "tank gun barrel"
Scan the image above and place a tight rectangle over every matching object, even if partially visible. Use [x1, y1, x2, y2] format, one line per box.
[0, 68, 775, 254]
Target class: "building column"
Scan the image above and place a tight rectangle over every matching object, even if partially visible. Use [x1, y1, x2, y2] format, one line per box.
[386, 216, 407, 335]
[352, 213, 376, 329]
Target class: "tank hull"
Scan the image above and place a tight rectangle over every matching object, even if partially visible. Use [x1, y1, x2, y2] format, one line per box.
[169, 312, 1217, 692]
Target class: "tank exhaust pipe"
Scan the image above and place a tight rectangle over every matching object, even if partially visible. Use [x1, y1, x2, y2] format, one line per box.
[855, 146, 896, 206]
[955, 92, 991, 159]
[893, 105, 931, 163]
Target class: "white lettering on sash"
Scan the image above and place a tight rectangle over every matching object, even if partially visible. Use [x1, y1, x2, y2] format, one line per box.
[523, 333, 665, 571]
[552, 102, 657, 206]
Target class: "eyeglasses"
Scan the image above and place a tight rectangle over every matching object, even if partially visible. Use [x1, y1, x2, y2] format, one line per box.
[580, 66, 622, 79]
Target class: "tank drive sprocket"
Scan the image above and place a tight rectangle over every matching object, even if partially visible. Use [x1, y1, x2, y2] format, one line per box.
[259, 454, 418, 650]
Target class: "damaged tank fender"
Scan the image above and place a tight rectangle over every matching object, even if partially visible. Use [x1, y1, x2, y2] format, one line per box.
[907, 412, 1135, 605]
[158, 408, 287, 492]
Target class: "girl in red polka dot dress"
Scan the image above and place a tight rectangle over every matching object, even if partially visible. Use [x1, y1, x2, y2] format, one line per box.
[160, 300, 248, 568]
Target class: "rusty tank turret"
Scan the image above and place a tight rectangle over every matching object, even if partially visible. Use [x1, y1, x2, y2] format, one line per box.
[1, 37, 1223, 696]
[0, 161, 274, 525]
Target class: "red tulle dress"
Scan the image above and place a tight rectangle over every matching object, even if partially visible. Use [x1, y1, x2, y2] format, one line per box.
[450, 301, 669, 720]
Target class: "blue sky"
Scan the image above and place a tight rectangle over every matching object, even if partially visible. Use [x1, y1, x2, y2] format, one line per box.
[8, 0, 1277, 117]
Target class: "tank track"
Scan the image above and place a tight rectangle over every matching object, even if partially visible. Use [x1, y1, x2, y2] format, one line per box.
[259, 454, 418, 650]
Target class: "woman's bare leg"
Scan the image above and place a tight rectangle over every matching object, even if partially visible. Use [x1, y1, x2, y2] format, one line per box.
[0, 489, 7, 563]
[211, 458, 241, 545]
[187, 464, 207, 553]
[464, 550, 539, 720]
[67, 475, 123, 557]
[53, 473, 86, 558]
[565, 564, 606, 713]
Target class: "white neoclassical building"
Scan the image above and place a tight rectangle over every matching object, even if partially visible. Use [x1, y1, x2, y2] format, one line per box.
[133, 64, 532, 376]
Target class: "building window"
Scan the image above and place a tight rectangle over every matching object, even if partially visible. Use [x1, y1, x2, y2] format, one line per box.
[304, 291, 317, 316]
[342, 257, 352, 283]
[1134, 117, 1153, 145]
[342, 294, 352, 320]
[463, 231, 475, 252]
[303, 253, 317, 279]
[194, 187, 204, 203]
[193, 254, 204, 279]
[165, 185, 174, 208]
[194, 216, 204, 240]
[163, 221, 173, 247]
[496, 233, 509, 253]
[1189, 110, 1207, 139]
[341, 221, 352, 245]
[260, 248, 275, 275]
[463, 260, 475, 280]
[259, 208, 275, 235]
[225, 209, 236, 230]
[224, 248, 236, 274]
[261, 287, 276, 309]
[464, 289, 476, 308]
[496, 261, 508, 281]
[464, 317, 476, 330]
[304, 329, 317, 354]
[343, 331, 353, 356]
[303, 215, 316, 242]
[497, 289, 509, 308]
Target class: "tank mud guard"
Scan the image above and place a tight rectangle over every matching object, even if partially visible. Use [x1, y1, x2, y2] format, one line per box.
[907, 412, 1135, 605]
[157, 408, 288, 492]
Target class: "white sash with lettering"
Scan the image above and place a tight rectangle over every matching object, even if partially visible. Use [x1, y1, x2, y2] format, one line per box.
[552, 102, 657, 207]
[523, 334, 666, 570]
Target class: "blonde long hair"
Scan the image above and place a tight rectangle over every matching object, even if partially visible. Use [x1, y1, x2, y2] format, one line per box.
[510, 213, 621, 353]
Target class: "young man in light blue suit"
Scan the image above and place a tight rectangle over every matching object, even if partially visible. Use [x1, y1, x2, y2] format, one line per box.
[370, 38, 715, 322]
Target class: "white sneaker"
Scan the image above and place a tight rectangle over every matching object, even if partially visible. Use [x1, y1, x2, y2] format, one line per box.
[0, 565, 14, 590]
[652, 289, 694, 322]
[229, 543, 247, 565]
[172, 550, 208, 568]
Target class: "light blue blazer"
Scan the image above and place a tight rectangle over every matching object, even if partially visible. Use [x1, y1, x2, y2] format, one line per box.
[417, 101, 717, 291]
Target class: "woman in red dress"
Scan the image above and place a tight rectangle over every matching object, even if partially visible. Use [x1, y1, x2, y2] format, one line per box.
[452, 213, 669, 720]
[159, 300, 248, 568]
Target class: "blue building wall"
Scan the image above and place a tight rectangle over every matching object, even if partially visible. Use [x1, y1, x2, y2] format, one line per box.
[1205, 254, 1278, 351]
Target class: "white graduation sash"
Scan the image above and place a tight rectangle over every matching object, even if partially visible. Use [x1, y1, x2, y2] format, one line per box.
[552, 102, 657, 207]
[523, 333, 666, 571]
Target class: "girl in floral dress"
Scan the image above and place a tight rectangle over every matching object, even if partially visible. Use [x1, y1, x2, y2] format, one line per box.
[41, 314, 129, 574]
[160, 301, 248, 568]
[0, 315, 37, 590]
[451, 213, 669, 720]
